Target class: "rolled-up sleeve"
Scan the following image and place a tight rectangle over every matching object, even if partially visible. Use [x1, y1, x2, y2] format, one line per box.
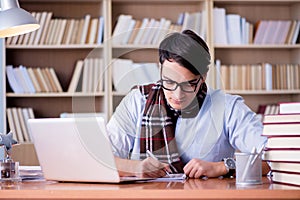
[225, 95, 267, 153]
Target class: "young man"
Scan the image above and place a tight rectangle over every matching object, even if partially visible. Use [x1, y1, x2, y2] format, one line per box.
[107, 30, 269, 178]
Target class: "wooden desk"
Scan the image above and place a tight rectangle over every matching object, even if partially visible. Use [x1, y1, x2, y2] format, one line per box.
[0, 177, 299, 200]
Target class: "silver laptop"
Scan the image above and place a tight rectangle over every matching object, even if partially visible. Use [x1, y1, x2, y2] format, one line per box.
[28, 117, 151, 183]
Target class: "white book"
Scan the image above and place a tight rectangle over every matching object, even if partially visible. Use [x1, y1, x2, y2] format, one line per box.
[35, 68, 50, 92]
[41, 68, 55, 92]
[139, 18, 156, 45]
[96, 58, 104, 92]
[112, 14, 133, 45]
[6, 108, 18, 141]
[50, 19, 61, 45]
[226, 14, 242, 45]
[14, 67, 30, 93]
[193, 12, 202, 36]
[19, 65, 36, 93]
[121, 19, 136, 45]
[112, 58, 134, 93]
[253, 20, 269, 44]
[215, 59, 221, 89]
[80, 14, 91, 44]
[131, 63, 152, 85]
[33, 11, 48, 45]
[181, 12, 191, 32]
[17, 108, 30, 142]
[68, 60, 84, 93]
[145, 20, 160, 45]
[87, 59, 94, 92]
[97, 16, 104, 44]
[143, 63, 160, 83]
[28, 12, 41, 45]
[49, 68, 63, 92]
[64, 19, 75, 45]
[133, 18, 149, 44]
[213, 7, 228, 45]
[56, 19, 67, 44]
[291, 21, 300, 44]
[264, 63, 273, 91]
[39, 12, 53, 45]
[11, 107, 24, 143]
[28, 107, 35, 119]
[155, 19, 171, 44]
[88, 18, 99, 44]
[22, 108, 32, 141]
[81, 59, 90, 92]
[276, 20, 292, 44]
[200, 10, 207, 39]
[152, 18, 167, 45]
[45, 19, 55, 45]
[6, 65, 24, 93]
[27, 67, 42, 92]
[70, 20, 80, 44]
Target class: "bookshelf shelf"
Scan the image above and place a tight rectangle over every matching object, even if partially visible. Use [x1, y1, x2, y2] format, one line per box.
[6, 44, 104, 49]
[227, 90, 300, 95]
[214, 44, 300, 49]
[6, 92, 105, 97]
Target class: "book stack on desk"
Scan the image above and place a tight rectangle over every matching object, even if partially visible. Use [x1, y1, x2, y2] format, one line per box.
[262, 102, 300, 187]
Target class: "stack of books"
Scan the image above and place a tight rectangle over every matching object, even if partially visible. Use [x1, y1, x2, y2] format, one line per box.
[263, 102, 300, 187]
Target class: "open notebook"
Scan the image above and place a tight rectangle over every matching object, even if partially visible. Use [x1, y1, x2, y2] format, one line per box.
[27, 117, 152, 183]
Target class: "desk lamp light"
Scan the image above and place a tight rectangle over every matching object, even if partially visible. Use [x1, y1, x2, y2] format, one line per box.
[0, 0, 40, 38]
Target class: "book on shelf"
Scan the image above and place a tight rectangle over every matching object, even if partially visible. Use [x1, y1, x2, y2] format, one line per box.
[4, 11, 105, 45]
[80, 14, 91, 44]
[215, 62, 300, 91]
[6, 65, 63, 94]
[68, 58, 104, 93]
[6, 107, 35, 143]
[68, 60, 84, 93]
[279, 102, 300, 114]
[112, 14, 133, 45]
[97, 16, 104, 44]
[112, 58, 160, 94]
[271, 171, 300, 187]
[87, 18, 99, 44]
[39, 12, 53, 45]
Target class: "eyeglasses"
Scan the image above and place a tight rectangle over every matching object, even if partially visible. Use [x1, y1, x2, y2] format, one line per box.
[160, 77, 202, 93]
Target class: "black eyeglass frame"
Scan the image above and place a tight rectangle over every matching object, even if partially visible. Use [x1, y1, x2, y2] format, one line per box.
[159, 76, 202, 93]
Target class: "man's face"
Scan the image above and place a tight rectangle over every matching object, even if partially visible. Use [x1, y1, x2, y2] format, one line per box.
[160, 60, 204, 110]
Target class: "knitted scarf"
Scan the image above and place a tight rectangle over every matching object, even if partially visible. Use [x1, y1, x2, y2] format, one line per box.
[139, 82, 207, 173]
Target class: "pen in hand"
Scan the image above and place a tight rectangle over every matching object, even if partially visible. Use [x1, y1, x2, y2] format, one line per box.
[146, 150, 171, 176]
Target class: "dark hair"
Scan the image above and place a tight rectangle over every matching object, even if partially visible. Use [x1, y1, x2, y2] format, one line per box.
[159, 29, 211, 76]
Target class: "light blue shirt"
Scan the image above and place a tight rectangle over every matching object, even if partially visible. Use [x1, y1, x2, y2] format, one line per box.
[106, 87, 267, 164]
